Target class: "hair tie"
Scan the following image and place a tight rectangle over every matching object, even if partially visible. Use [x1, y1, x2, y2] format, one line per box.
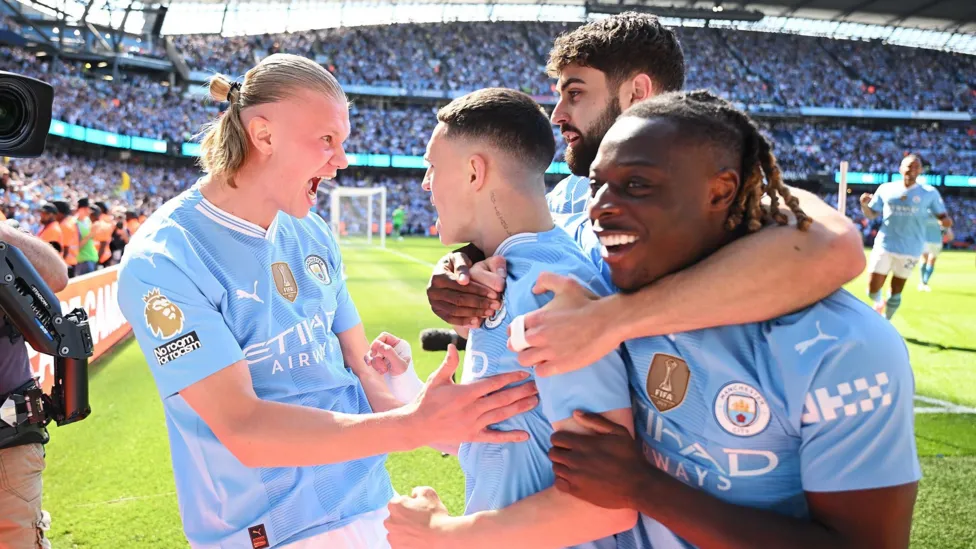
[227, 81, 242, 103]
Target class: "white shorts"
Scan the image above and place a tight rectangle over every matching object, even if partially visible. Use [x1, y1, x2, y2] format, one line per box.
[923, 242, 943, 258]
[280, 507, 389, 549]
[868, 248, 920, 280]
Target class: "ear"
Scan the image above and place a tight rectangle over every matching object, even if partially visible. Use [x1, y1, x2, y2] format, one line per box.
[246, 115, 273, 156]
[621, 73, 655, 109]
[468, 153, 487, 192]
[708, 169, 740, 212]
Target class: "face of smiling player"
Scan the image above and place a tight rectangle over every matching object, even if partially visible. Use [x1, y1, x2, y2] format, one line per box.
[421, 123, 478, 246]
[245, 88, 350, 220]
[587, 115, 741, 293]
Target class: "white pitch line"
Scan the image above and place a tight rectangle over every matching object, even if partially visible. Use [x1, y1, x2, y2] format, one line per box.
[73, 491, 177, 508]
[381, 247, 437, 268]
[913, 395, 976, 414]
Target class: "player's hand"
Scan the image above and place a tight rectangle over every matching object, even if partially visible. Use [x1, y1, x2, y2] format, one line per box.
[366, 332, 411, 376]
[407, 344, 538, 446]
[859, 193, 873, 206]
[549, 411, 646, 510]
[509, 272, 618, 377]
[427, 251, 505, 329]
[385, 487, 458, 549]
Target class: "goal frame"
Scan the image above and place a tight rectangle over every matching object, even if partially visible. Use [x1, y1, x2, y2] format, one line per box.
[329, 186, 387, 248]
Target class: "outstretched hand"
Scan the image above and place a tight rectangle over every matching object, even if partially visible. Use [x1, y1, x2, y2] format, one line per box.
[409, 344, 539, 446]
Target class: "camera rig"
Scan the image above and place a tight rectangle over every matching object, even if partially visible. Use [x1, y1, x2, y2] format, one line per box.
[0, 240, 93, 441]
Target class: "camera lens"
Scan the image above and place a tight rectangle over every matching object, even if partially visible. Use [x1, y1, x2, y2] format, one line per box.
[0, 85, 32, 148]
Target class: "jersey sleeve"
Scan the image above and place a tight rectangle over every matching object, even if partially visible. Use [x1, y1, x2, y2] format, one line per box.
[867, 190, 885, 214]
[511, 270, 631, 424]
[797, 325, 921, 493]
[318, 216, 361, 334]
[117, 238, 245, 399]
[928, 191, 947, 216]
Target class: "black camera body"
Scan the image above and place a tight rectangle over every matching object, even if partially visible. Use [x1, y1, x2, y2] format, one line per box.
[0, 70, 54, 158]
[0, 69, 92, 449]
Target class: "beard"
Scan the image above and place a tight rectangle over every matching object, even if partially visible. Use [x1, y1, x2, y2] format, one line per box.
[563, 98, 622, 177]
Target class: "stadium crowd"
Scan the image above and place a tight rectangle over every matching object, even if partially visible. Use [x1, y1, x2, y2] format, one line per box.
[1, 21, 974, 260]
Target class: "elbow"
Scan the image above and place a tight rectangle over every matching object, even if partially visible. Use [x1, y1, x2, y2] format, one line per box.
[208, 405, 263, 468]
[813, 218, 865, 285]
[49, 267, 69, 293]
[832, 224, 866, 283]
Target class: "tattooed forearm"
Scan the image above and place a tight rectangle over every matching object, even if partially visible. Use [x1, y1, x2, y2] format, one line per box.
[490, 191, 513, 236]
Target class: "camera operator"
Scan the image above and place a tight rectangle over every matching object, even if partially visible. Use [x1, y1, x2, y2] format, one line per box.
[0, 221, 68, 549]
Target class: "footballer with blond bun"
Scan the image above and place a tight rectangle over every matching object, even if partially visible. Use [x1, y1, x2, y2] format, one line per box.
[117, 54, 540, 549]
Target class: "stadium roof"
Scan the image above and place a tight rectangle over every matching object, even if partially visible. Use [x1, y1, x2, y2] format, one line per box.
[149, 0, 974, 33]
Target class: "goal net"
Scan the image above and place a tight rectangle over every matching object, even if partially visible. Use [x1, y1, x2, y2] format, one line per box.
[328, 186, 387, 248]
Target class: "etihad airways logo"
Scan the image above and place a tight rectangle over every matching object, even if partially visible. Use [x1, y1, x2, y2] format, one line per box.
[242, 312, 336, 374]
[637, 401, 780, 492]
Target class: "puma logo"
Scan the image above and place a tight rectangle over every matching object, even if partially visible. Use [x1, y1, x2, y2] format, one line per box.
[236, 281, 264, 303]
[794, 321, 838, 355]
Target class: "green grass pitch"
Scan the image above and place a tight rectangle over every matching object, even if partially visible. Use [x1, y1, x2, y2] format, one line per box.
[41, 240, 976, 548]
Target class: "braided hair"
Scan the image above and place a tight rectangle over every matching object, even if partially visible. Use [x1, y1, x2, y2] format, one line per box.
[623, 89, 812, 233]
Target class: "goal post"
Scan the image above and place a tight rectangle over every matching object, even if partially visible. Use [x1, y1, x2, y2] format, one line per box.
[328, 186, 387, 248]
[837, 160, 848, 216]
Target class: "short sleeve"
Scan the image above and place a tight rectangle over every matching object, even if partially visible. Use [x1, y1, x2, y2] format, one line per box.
[867, 190, 884, 214]
[798, 332, 921, 492]
[929, 192, 947, 216]
[513, 274, 630, 424]
[118, 243, 245, 399]
[318, 218, 360, 334]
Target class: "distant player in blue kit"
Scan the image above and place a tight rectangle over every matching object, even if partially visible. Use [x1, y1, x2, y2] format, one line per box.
[918, 214, 951, 292]
[117, 55, 540, 549]
[381, 89, 636, 549]
[859, 154, 952, 317]
[544, 90, 922, 549]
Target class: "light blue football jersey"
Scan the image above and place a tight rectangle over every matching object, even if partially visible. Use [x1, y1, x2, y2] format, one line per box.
[620, 289, 921, 549]
[551, 211, 614, 289]
[457, 228, 631, 549]
[924, 215, 943, 245]
[868, 182, 946, 256]
[117, 182, 393, 549]
[547, 175, 592, 214]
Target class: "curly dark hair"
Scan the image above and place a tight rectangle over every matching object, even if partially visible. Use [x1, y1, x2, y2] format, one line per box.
[546, 12, 685, 94]
[625, 89, 812, 233]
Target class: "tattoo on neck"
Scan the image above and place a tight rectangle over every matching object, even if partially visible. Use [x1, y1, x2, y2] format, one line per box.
[490, 191, 513, 236]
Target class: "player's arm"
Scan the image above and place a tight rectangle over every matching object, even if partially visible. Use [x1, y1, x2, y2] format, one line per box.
[426, 243, 505, 329]
[387, 282, 637, 549]
[119, 252, 539, 470]
[860, 191, 881, 220]
[931, 194, 953, 228]
[0, 222, 68, 291]
[550, 325, 920, 549]
[516, 187, 866, 375]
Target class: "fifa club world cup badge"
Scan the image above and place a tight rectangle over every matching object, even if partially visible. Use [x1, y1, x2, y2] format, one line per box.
[272, 262, 299, 302]
[646, 353, 690, 412]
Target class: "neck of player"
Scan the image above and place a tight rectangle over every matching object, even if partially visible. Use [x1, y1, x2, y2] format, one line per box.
[199, 165, 280, 229]
[474, 176, 554, 257]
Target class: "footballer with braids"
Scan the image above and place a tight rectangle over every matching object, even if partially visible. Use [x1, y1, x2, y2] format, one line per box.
[549, 89, 921, 549]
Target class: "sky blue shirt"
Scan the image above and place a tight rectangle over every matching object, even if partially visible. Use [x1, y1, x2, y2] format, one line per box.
[924, 215, 943, 245]
[868, 182, 946, 256]
[546, 175, 591, 215]
[457, 228, 631, 549]
[117, 183, 393, 548]
[621, 289, 921, 548]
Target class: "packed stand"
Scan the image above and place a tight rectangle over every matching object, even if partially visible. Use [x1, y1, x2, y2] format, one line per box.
[315, 172, 437, 235]
[769, 121, 976, 174]
[0, 46, 217, 143]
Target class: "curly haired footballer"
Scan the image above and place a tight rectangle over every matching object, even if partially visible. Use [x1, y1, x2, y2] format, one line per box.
[626, 89, 812, 233]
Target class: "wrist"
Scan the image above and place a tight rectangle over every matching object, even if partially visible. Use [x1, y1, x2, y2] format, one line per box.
[439, 512, 487, 549]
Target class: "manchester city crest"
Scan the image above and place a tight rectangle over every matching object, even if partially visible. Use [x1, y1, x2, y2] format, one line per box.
[714, 382, 771, 437]
[305, 255, 331, 285]
[484, 301, 506, 329]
